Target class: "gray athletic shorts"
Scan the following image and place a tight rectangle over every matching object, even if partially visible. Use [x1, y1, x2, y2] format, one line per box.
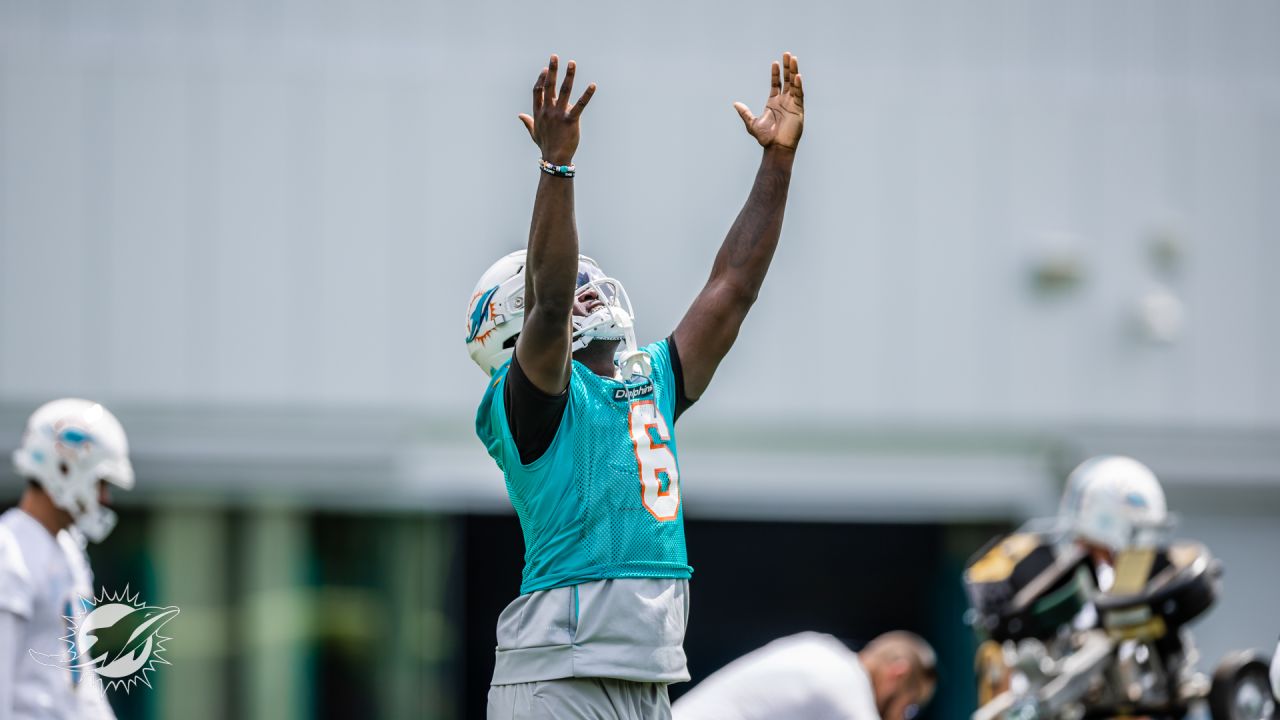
[487, 678, 671, 719]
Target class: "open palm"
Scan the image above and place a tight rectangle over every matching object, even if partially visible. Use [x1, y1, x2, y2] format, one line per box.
[734, 52, 804, 150]
[518, 54, 597, 165]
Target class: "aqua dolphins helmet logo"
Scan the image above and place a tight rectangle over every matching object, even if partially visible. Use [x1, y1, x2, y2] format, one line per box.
[466, 285, 501, 344]
[1123, 491, 1149, 509]
[31, 586, 179, 693]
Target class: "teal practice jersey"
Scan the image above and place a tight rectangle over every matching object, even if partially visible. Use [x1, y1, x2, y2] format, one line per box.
[476, 339, 692, 594]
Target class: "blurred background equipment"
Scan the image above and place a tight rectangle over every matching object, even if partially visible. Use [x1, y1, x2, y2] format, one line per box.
[965, 456, 1277, 719]
[965, 537, 1257, 719]
[3, 1, 1280, 719]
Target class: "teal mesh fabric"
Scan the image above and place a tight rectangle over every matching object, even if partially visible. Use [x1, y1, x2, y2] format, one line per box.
[475, 339, 692, 594]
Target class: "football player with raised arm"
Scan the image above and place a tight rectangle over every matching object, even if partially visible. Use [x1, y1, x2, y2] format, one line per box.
[465, 52, 804, 718]
[0, 399, 133, 720]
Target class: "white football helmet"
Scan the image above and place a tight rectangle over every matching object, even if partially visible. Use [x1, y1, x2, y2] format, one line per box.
[465, 250, 649, 378]
[1270, 637, 1279, 702]
[11, 398, 135, 542]
[1060, 455, 1169, 552]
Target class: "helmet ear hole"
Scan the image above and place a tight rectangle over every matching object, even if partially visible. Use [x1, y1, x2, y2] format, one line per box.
[59, 461, 70, 476]
[502, 333, 519, 350]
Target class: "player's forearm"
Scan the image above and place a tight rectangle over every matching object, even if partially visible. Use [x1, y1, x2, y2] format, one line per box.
[524, 173, 579, 317]
[705, 146, 795, 305]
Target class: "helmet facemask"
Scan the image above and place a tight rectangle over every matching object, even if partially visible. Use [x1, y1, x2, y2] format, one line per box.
[570, 264, 650, 380]
[41, 468, 123, 544]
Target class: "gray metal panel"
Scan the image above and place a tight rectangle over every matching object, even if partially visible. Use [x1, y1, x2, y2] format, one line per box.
[2, 2, 1279, 425]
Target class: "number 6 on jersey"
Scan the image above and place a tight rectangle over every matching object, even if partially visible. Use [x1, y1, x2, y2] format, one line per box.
[629, 400, 680, 521]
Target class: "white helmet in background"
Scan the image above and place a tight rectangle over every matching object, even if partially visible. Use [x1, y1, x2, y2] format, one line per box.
[1270, 637, 1279, 702]
[465, 250, 647, 378]
[11, 398, 135, 542]
[1264, 635, 1274, 696]
[1060, 455, 1169, 552]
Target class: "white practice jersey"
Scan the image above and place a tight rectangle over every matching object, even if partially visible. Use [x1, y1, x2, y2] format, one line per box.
[672, 632, 880, 720]
[0, 508, 116, 720]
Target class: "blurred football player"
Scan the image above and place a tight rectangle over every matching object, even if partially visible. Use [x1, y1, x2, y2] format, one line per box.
[671, 631, 937, 720]
[968, 456, 1174, 704]
[0, 398, 133, 720]
[467, 52, 804, 718]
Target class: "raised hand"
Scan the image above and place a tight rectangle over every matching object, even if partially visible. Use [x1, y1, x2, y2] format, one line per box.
[519, 54, 597, 165]
[733, 52, 804, 151]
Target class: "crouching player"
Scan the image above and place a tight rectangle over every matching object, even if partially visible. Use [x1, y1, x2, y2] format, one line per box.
[672, 631, 937, 720]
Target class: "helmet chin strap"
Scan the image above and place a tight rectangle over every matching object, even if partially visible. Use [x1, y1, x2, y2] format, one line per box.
[616, 345, 652, 381]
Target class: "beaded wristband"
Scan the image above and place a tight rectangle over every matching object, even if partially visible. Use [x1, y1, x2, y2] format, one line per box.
[539, 159, 576, 178]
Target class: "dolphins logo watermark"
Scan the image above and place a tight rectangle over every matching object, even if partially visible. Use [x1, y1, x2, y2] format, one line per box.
[30, 586, 179, 693]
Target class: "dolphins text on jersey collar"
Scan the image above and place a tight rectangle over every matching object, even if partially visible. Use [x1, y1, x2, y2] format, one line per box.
[612, 381, 654, 402]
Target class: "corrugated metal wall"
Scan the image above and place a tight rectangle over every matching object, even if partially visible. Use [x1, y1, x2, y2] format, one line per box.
[3, 0, 1278, 426]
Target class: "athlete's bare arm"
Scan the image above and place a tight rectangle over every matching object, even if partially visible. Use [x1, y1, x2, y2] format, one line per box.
[514, 54, 598, 395]
[674, 52, 804, 400]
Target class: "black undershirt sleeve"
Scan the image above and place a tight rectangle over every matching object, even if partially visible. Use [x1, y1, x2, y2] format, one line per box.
[504, 352, 569, 466]
[666, 334, 696, 422]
